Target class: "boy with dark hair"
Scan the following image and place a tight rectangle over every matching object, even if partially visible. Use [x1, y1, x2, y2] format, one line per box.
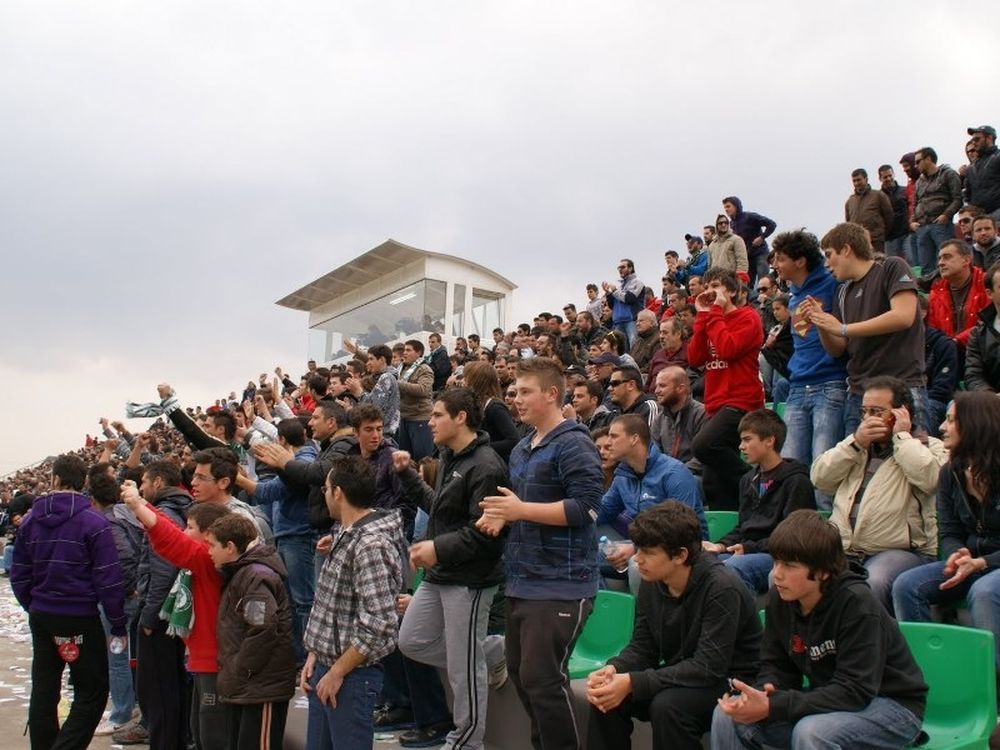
[711, 510, 927, 750]
[586, 502, 761, 750]
[207, 514, 297, 750]
[703, 409, 815, 593]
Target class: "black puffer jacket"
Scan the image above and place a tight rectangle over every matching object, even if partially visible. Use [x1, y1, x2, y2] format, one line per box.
[718, 459, 815, 554]
[966, 143, 1000, 214]
[281, 431, 357, 530]
[216, 543, 297, 704]
[965, 305, 1000, 393]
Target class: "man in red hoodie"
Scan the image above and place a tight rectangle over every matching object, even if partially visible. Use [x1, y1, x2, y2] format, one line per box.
[688, 267, 765, 511]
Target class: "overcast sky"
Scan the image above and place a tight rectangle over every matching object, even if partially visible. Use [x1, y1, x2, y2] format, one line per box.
[0, 1, 991, 473]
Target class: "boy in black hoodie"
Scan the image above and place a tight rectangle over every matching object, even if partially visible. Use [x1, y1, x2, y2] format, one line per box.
[711, 510, 927, 750]
[704, 409, 815, 593]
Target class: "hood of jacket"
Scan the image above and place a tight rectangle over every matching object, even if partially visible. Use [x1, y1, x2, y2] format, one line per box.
[33, 491, 92, 528]
[109, 503, 145, 531]
[612, 442, 667, 481]
[723, 195, 744, 217]
[752, 457, 811, 486]
[222, 541, 288, 585]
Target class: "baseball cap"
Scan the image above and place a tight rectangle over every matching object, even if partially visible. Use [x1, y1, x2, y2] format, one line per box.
[684, 234, 704, 244]
[587, 352, 622, 367]
[967, 125, 996, 138]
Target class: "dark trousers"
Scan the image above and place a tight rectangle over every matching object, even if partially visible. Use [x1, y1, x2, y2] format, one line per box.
[506, 597, 594, 750]
[28, 612, 108, 750]
[586, 685, 723, 750]
[380, 649, 451, 727]
[225, 701, 289, 750]
[191, 672, 229, 750]
[691, 406, 747, 511]
[136, 625, 187, 750]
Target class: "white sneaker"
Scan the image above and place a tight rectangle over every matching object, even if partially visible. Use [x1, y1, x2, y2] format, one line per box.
[94, 719, 123, 736]
[488, 656, 508, 689]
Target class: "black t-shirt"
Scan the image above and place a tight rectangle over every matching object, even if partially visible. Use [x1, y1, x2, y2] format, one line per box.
[834, 256, 924, 393]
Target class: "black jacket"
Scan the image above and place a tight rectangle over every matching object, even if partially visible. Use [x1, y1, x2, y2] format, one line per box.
[760, 565, 927, 723]
[964, 305, 1000, 393]
[761, 320, 793, 380]
[937, 466, 1000, 569]
[924, 325, 960, 402]
[482, 399, 521, 463]
[429, 346, 452, 393]
[966, 143, 1000, 214]
[399, 431, 507, 588]
[136, 487, 190, 630]
[882, 182, 910, 240]
[608, 553, 761, 701]
[281, 431, 357, 530]
[719, 459, 815, 554]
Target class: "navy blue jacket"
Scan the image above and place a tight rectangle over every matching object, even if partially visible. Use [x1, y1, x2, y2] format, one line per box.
[724, 196, 776, 258]
[924, 325, 959, 403]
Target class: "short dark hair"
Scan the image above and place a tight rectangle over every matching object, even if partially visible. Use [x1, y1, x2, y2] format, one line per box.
[664, 250, 679, 260]
[974, 215, 998, 231]
[435, 387, 483, 430]
[277, 418, 306, 447]
[629, 501, 702, 566]
[563, 303, 576, 312]
[773, 293, 791, 309]
[577, 311, 595, 325]
[187, 502, 231, 532]
[916, 146, 938, 164]
[52, 454, 87, 492]
[939, 238, 972, 258]
[313, 400, 347, 427]
[515, 357, 565, 402]
[610, 414, 651, 447]
[576, 379, 604, 401]
[586, 283, 598, 293]
[192, 447, 239, 487]
[368, 345, 392, 366]
[208, 514, 258, 554]
[143, 460, 182, 488]
[821, 222, 872, 260]
[405, 339, 425, 356]
[349, 403, 384, 431]
[307, 373, 330, 397]
[986, 261, 1000, 292]
[768, 510, 846, 591]
[702, 267, 740, 294]
[877, 164, 893, 174]
[209, 411, 237, 441]
[738, 409, 787, 451]
[327, 455, 376, 508]
[851, 167, 868, 179]
[87, 472, 120, 507]
[863, 375, 914, 418]
[613, 367, 643, 389]
[771, 228, 824, 272]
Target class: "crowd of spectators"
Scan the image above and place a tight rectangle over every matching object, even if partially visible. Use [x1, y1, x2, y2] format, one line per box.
[4, 121, 1000, 750]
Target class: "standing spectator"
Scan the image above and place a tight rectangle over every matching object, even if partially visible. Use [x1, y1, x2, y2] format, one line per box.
[927, 239, 989, 347]
[753, 277, 779, 332]
[11, 454, 127, 750]
[900, 152, 921, 264]
[972, 215, 1000, 270]
[707, 214, 749, 278]
[688, 268, 765, 511]
[652, 366, 706, 470]
[585, 283, 603, 320]
[678, 234, 709, 284]
[805, 222, 925, 436]
[910, 146, 963, 271]
[427, 332, 453, 393]
[724, 196, 777, 286]
[965, 261, 1000, 392]
[463, 360, 522, 462]
[397, 339, 435, 460]
[965, 125, 1000, 221]
[759, 294, 793, 403]
[845, 168, 894, 255]
[603, 258, 646, 349]
[880, 164, 913, 260]
[348, 344, 401, 439]
[477, 357, 603, 750]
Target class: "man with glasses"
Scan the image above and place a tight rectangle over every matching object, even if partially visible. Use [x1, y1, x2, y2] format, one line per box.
[909, 146, 962, 271]
[957, 205, 981, 247]
[965, 125, 1000, 222]
[707, 214, 749, 278]
[602, 259, 646, 350]
[608, 367, 660, 431]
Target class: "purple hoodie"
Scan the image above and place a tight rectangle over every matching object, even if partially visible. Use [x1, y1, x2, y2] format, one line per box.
[11, 491, 127, 635]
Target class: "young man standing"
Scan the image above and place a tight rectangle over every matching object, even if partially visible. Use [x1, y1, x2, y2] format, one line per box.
[349, 344, 401, 439]
[711, 510, 927, 750]
[587, 502, 761, 750]
[478, 357, 604, 750]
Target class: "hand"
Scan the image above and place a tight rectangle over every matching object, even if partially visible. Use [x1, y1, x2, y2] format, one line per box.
[346, 376, 363, 397]
[104, 437, 121, 451]
[136, 432, 151, 449]
[586, 671, 632, 713]
[300, 652, 316, 693]
[586, 664, 616, 690]
[562, 403, 577, 421]
[806, 309, 841, 335]
[716, 678, 771, 724]
[316, 535, 333, 555]
[242, 399, 254, 422]
[141, 626, 152, 636]
[601, 281, 611, 293]
[726, 543, 745, 556]
[909, 221, 920, 232]
[936, 215, 950, 225]
[752, 236, 764, 247]
[606, 542, 635, 569]
[941, 550, 986, 590]
[315, 667, 344, 707]
[695, 290, 715, 312]
[474, 514, 507, 537]
[890, 407, 911, 435]
[120, 481, 144, 509]
[253, 442, 295, 469]
[480, 487, 525, 523]
[702, 540, 726, 553]
[111, 420, 125, 433]
[409, 540, 437, 569]
[157, 383, 173, 400]
[854, 416, 890, 450]
[275, 366, 284, 378]
[392, 450, 412, 474]
[99, 417, 110, 427]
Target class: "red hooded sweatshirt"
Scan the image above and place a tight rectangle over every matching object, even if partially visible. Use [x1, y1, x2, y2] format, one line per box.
[687, 304, 765, 416]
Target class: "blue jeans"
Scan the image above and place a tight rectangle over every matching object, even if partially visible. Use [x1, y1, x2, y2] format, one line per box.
[927, 398, 948, 439]
[613, 320, 637, 350]
[858, 550, 933, 615]
[710, 695, 922, 749]
[893, 561, 1000, 671]
[277, 533, 317, 665]
[782, 381, 847, 511]
[720, 553, 773, 594]
[750, 252, 770, 287]
[306, 663, 384, 750]
[397, 420, 435, 461]
[99, 598, 139, 726]
[913, 222, 954, 271]
[844, 387, 928, 438]
[884, 235, 910, 261]
[2, 543, 12, 573]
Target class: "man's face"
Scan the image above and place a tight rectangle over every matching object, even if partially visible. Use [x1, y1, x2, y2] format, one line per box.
[367, 355, 385, 375]
[309, 411, 337, 442]
[617, 260, 631, 279]
[184, 517, 207, 542]
[915, 152, 933, 176]
[688, 277, 702, 297]
[307, 360, 317, 372]
[756, 279, 775, 298]
[403, 345, 420, 365]
[722, 201, 737, 218]
[608, 373, 632, 407]
[679, 308, 695, 327]
[139, 472, 160, 502]
[513, 375, 553, 426]
[771, 560, 823, 605]
[323, 481, 341, 520]
[878, 168, 895, 190]
[547, 318, 561, 335]
[356, 420, 384, 455]
[493, 330, 504, 343]
[658, 324, 681, 352]
[563, 307, 577, 323]
[703, 227, 715, 245]
[938, 244, 970, 281]
[191, 463, 226, 503]
[822, 247, 850, 281]
[428, 336, 441, 351]
[577, 315, 592, 334]
[634, 545, 686, 583]
[594, 434, 615, 471]
[571, 386, 596, 418]
[206, 534, 239, 570]
[851, 173, 868, 192]
[206, 417, 226, 440]
[636, 315, 654, 334]
[656, 370, 682, 408]
[535, 334, 551, 355]
[606, 421, 638, 462]
[494, 359, 508, 379]
[772, 251, 803, 284]
[586, 287, 598, 301]
[974, 219, 997, 247]
[715, 218, 730, 234]
[706, 279, 731, 306]
[429, 402, 460, 447]
[860, 387, 897, 442]
[739, 430, 773, 466]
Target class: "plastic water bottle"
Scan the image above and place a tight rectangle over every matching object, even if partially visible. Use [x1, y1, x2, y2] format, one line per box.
[109, 636, 127, 655]
[599, 535, 628, 573]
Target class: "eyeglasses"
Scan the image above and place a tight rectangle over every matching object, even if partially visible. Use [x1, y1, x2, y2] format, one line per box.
[717, 220, 730, 226]
[191, 472, 216, 483]
[958, 218, 973, 224]
[608, 380, 625, 387]
[859, 406, 889, 417]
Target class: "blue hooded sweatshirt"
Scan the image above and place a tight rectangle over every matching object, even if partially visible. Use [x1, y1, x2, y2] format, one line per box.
[255, 442, 319, 539]
[724, 196, 777, 258]
[598, 444, 707, 539]
[787, 264, 848, 385]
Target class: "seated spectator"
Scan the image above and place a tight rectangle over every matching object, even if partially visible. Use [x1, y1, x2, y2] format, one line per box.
[965, 261, 1000, 392]
[919, 296, 959, 437]
[601, 330, 639, 370]
[629, 310, 662, 371]
[972, 215, 1000, 270]
[644, 318, 688, 392]
[811, 377, 945, 613]
[591, 426, 617, 491]
[928, 239, 989, 347]
[712, 510, 927, 750]
[567, 379, 614, 432]
[651, 366, 705, 471]
[893, 392, 1000, 675]
[704, 410, 814, 594]
[586, 502, 761, 750]
[608, 367, 660, 430]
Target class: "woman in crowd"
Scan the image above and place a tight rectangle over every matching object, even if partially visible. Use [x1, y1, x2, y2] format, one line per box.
[462, 360, 523, 461]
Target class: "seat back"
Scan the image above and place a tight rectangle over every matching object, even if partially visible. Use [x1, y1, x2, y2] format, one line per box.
[705, 511, 740, 542]
[898, 621, 996, 749]
[568, 590, 635, 679]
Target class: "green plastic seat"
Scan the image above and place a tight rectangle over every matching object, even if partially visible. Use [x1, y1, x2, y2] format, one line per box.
[568, 590, 635, 679]
[818, 510, 832, 520]
[774, 402, 786, 419]
[899, 621, 997, 749]
[911, 265, 922, 278]
[705, 511, 740, 542]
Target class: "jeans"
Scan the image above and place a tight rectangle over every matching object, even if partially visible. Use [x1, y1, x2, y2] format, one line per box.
[913, 222, 955, 270]
[893, 561, 1000, 671]
[397, 419, 435, 461]
[857, 550, 933, 615]
[927, 398, 948, 439]
[613, 320, 637, 350]
[710, 695, 923, 749]
[772, 376, 790, 404]
[306, 663, 384, 750]
[2, 543, 12, 572]
[844, 387, 928, 438]
[100, 598, 139, 726]
[884, 235, 910, 262]
[277, 533, 317, 665]
[750, 252, 770, 288]
[782, 381, 846, 511]
[720, 553, 774, 594]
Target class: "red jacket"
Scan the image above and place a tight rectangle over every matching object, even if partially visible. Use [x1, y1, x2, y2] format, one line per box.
[687, 304, 765, 416]
[928, 267, 990, 347]
[148, 508, 222, 673]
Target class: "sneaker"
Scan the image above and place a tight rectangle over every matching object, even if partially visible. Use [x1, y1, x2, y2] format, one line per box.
[112, 719, 150, 745]
[398, 721, 454, 748]
[94, 719, 124, 736]
[488, 655, 508, 690]
[372, 704, 416, 731]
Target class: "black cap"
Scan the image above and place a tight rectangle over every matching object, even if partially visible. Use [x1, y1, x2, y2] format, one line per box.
[968, 125, 996, 138]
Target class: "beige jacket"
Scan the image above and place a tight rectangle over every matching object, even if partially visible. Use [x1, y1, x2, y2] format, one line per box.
[397, 362, 434, 421]
[707, 232, 749, 274]
[811, 433, 947, 557]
